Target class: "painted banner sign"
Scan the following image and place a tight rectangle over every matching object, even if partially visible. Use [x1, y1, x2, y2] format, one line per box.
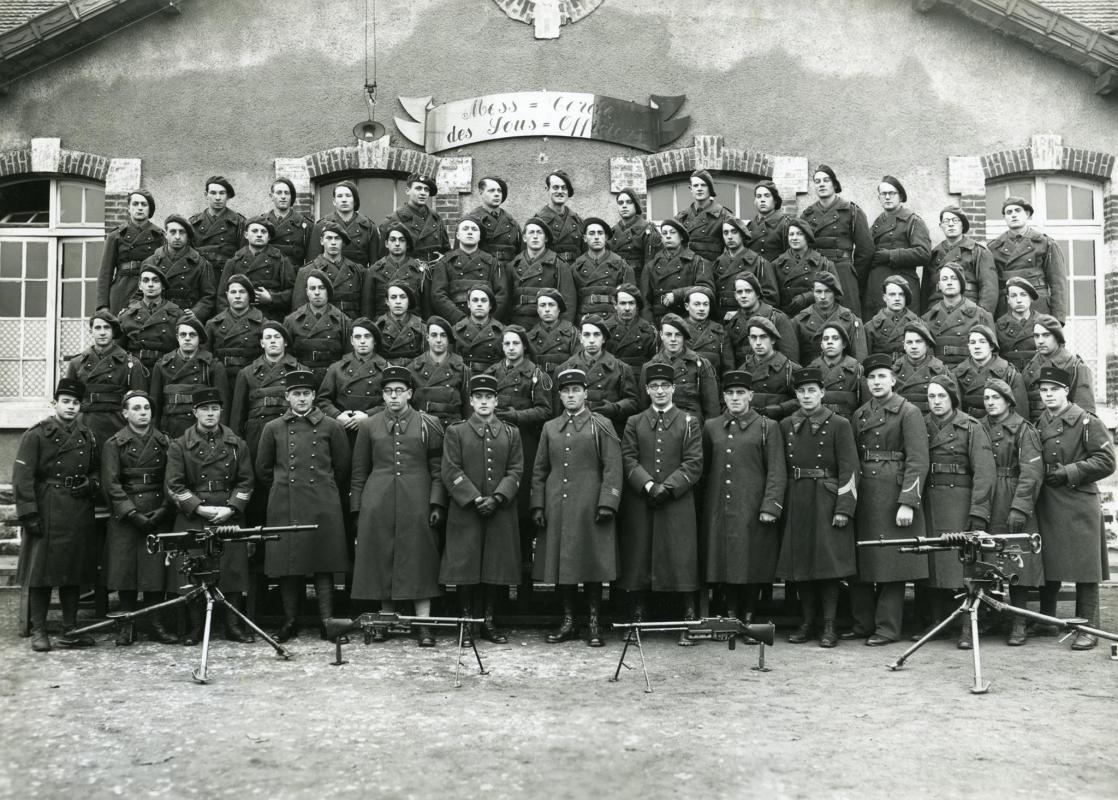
[394, 91, 689, 154]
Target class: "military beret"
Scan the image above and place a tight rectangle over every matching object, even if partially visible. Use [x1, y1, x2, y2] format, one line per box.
[746, 314, 781, 341]
[1002, 195, 1034, 216]
[582, 217, 613, 238]
[523, 216, 554, 245]
[580, 315, 611, 341]
[502, 324, 531, 354]
[813, 164, 842, 194]
[1036, 366, 1070, 389]
[882, 274, 913, 305]
[722, 370, 753, 390]
[968, 324, 999, 351]
[614, 283, 644, 309]
[660, 313, 691, 339]
[285, 370, 316, 391]
[792, 367, 824, 389]
[939, 205, 970, 234]
[191, 386, 223, 407]
[125, 189, 155, 218]
[644, 363, 675, 386]
[271, 177, 297, 201]
[616, 188, 642, 215]
[659, 218, 689, 245]
[478, 176, 508, 201]
[879, 175, 907, 203]
[984, 377, 1016, 406]
[385, 280, 418, 311]
[139, 263, 169, 290]
[225, 273, 256, 302]
[54, 377, 85, 401]
[89, 309, 123, 339]
[555, 367, 588, 388]
[320, 220, 353, 246]
[1005, 276, 1039, 300]
[163, 214, 194, 243]
[1032, 314, 1064, 345]
[121, 389, 151, 408]
[937, 261, 967, 291]
[467, 282, 496, 308]
[927, 373, 960, 407]
[817, 321, 851, 349]
[304, 268, 334, 301]
[406, 173, 438, 197]
[246, 215, 276, 239]
[176, 315, 207, 344]
[734, 272, 764, 298]
[426, 316, 455, 344]
[350, 317, 382, 347]
[457, 214, 487, 244]
[754, 180, 783, 210]
[683, 285, 715, 304]
[862, 353, 895, 375]
[260, 320, 292, 347]
[535, 286, 566, 313]
[545, 171, 574, 196]
[469, 374, 499, 395]
[691, 169, 717, 197]
[382, 365, 415, 388]
[903, 320, 936, 347]
[787, 219, 815, 247]
[204, 175, 235, 199]
[813, 270, 843, 297]
[333, 180, 361, 211]
[721, 216, 751, 243]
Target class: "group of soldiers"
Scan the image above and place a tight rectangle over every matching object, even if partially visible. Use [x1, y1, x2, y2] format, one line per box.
[12, 166, 1113, 653]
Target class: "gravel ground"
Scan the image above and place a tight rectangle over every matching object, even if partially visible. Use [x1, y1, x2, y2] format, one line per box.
[0, 589, 1116, 800]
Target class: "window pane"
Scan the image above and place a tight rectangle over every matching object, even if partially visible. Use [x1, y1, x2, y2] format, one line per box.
[0, 241, 21, 277]
[0, 179, 50, 226]
[26, 241, 47, 278]
[62, 241, 84, 279]
[1045, 182, 1069, 220]
[60, 183, 84, 224]
[315, 176, 407, 229]
[1071, 240, 1095, 276]
[0, 287, 19, 316]
[25, 280, 47, 316]
[1072, 282, 1096, 316]
[85, 239, 103, 269]
[84, 185, 105, 224]
[985, 179, 1033, 219]
[1070, 186, 1093, 220]
[61, 282, 83, 317]
[0, 362, 20, 397]
[648, 183, 676, 222]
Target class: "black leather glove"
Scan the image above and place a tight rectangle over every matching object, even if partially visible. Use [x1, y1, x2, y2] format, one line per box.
[428, 506, 444, 528]
[69, 477, 93, 499]
[129, 511, 157, 534]
[595, 506, 615, 523]
[531, 508, 547, 529]
[967, 515, 986, 532]
[21, 515, 43, 538]
[649, 483, 671, 507]
[871, 250, 890, 267]
[475, 496, 499, 517]
[1006, 510, 1028, 534]
[1044, 468, 1067, 487]
[788, 294, 809, 315]
[495, 408, 515, 422]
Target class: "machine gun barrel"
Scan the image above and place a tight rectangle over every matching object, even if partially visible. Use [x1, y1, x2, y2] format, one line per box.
[611, 616, 776, 647]
[147, 523, 318, 554]
[857, 532, 1039, 553]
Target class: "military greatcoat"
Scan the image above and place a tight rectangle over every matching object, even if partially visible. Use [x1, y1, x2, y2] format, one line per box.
[687, 319, 730, 376]
[989, 228, 1068, 321]
[218, 245, 296, 322]
[982, 411, 1045, 587]
[375, 313, 426, 366]
[792, 303, 868, 364]
[808, 354, 864, 417]
[205, 306, 265, 386]
[486, 358, 552, 521]
[66, 345, 147, 446]
[926, 236, 997, 310]
[284, 303, 352, 386]
[149, 349, 230, 438]
[554, 350, 638, 431]
[470, 205, 522, 268]
[748, 210, 793, 265]
[381, 204, 450, 264]
[293, 256, 364, 319]
[866, 208, 931, 317]
[408, 352, 468, 426]
[711, 249, 779, 319]
[865, 307, 922, 356]
[952, 356, 1027, 420]
[119, 298, 184, 372]
[921, 298, 995, 367]
[570, 250, 634, 321]
[608, 214, 661, 281]
[724, 303, 799, 365]
[307, 212, 380, 268]
[738, 351, 800, 420]
[674, 200, 735, 263]
[453, 317, 506, 374]
[264, 208, 314, 266]
[603, 314, 659, 374]
[995, 311, 1041, 372]
[141, 246, 217, 321]
[893, 353, 948, 414]
[799, 197, 874, 318]
[527, 319, 580, 377]
[770, 249, 841, 318]
[364, 255, 430, 320]
[508, 249, 577, 327]
[317, 352, 392, 429]
[639, 247, 712, 323]
[229, 353, 307, 455]
[638, 348, 721, 425]
[532, 204, 584, 266]
[98, 220, 166, 313]
[189, 208, 246, 268]
[430, 249, 509, 323]
[1022, 348, 1095, 422]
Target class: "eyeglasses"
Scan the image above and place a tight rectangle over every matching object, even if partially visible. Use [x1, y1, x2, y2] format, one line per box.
[382, 387, 410, 396]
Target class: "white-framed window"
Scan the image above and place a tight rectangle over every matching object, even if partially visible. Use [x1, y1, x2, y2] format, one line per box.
[985, 176, 1106, 401]
[314, 175, 416, 223]
[647, 173, 761, 222]
[0, 178, 104, 426]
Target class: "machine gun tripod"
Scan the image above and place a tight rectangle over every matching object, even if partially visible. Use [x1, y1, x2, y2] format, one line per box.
[68, 524, 317, 684]
[858, 531, 1118, 693]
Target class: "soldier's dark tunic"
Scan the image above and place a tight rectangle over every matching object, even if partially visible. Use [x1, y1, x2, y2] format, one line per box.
[508, 249, 577, 327]
[293, 256, 364, 319]
[381, 203, 450, 264]
[166, 423, 254, 592]
[316, 351, 392, 440]
[13, 416, 99, 586]
[204, 306, 265, 387]
[921, 298, 995, 367]
[66, 345, 147, 446]
[470, 205, 522, 269]
[307, 212, 380, 268]
[141, 246, 217, 321]
[229, 353, 307, 455]
[995, 310, 1041, 372]
[865, 307, 922, 356]
[408, 352, 468, 426]
[101, 426, 172, 591]
[527, 319, 579, 377]
[674, 201, 734, 263]
[363, 255, 430, 320]
[485, 358, 552, 523]
[608, 214, 661, 282]
[952, 356, 1028, 419]
[989, 228, 1068, 321]
[686, 319, 730, 376]
[982, 411, 1044, 587]
[431, 248, 508, 324]
[639, 247, 712, 323]
[808, 354, 864, 417]
[738, 351, 800, 419]
[570, 250, 635, 321]
[894, 352, 948, 413]
[256, 409, 350, 577]
[711, 248, 779, 319]
[149, 350, 230, 438]
[1035, 403, 1115, 582]
[852, 393, 930, 583]
[702, 410, 786, 583]
[217, 245, 296, 323]
[98, 220, 166, 314]
[555, 350, 638, 432]
[440, 416, 524, 585]
[264, 208, 314, 266]
[792, 303, 868, 364]
[770, 248, 841, 318]
[923, 411, 995, 588]
[189, 208, 246, 269]
[1022, 348, 1095, 422]
[866, 207, 931, 317]
[926, 236, 997, 310]
[799, 197, 874, 318]
[748, 210, 793, 265]
[375, 313, 425, 366]
[724, 304, 799, 365]
[603, 314, 659, 374]
[351, 407, 447, 600]
[284, 303, 352, 387]
[118, 298, 184, 372]
[531, 408, 622, 584]
[619, 406, 703, 592]
[453, 317, 505, 374]
[638, 348, 720, 425]
[533, 204, 584, 266]
[777, 407, 858, 581]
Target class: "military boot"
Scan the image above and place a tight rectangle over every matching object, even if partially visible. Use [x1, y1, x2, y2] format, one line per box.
[182, 600, 206, 647]
[819, 619, 838, 648]
[586, 583, 605, 647]
[1071, 583, 1099, 651]
[479, 585, 507, 644]
[546, 585, 579, 643]
[29, 587, 51, 653]
[314, 575, 335, 641]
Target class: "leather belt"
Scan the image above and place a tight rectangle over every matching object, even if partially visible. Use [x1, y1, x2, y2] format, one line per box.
[200, 480, 230, 492]
[135, 349, 164, 360]
[122, 469, 159, 482]
[863, 450, 905, 462]
[791, 467, 835, 479]
[930, 463, 969, 474]
[996, 467, 1020, 477]
[220, 355, 251, 367]
[818, 248, 852, 260]
[929, 473, 972, 488]
[166, 393, 196, 405]
[116, 261, 143, 275]
[582, 293, 613, 305]
[86, 392, 123, 404]
[43, 476, 84, 487]
[939, 345, 969, 356]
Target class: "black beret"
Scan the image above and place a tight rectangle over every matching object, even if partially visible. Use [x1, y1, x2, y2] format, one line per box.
[659, 313, 691, 339]
[787, 218, 815, 247]
[939, 205, 970, 234]
[813, 164, 842, 194]
[721, 216, 751, 242]
[523, 216, 554, 245]
[984, 377, 1016, 406]
[1002, 195, 1034, 216]
[204, 175, 235, 198]
[478, 176, 508, 201]
[304, 268, 334, 301]
[936, 262, 967, 291]
[582, 217, 613, 238]
[138, 264, 169, 290]
[176, 316, 207, 344]
[466, 282, 496, 308]
[128, 189, 156, 217]
[927, 373, 960, 407]
[580, 315, 611, 341]
[616, 188, 642, 215]
[89, 309, 123, 338]
[880, 175, 907, 203]
[320, 220, 352, 246]
[614, 283, 644, 309]
[754, 180, 783, 210]
[163, 214, 194, 243]
[1032, 314, 1065, 345]
[246, 215, 276, 239]
[260, 320, 292, 347]
[882, 274, 913, 305]
[968, 324, 999, 351]
[659, 218, 689, 245]
[535, 287, 566, 313]
[746, 315, 781, 341]
[225, 273, 256, 301]
[813, 270, 843, 297]
[1006, 276, 1039, 300]
[545, 171, 574, 196]
[406, 173, 438, 197]
[502, 324, 531, 354]
[271, 177, 297, 200]
[903, 320, 936, 347]
[333, 180, 361, 211]
[426, 316, 455, 344]
[691, 169, 716, 197]
[385, 280, 418, 310]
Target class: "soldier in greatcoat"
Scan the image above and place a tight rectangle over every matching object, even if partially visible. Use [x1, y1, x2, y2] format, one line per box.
[365, 223, 430, 320]
[1022, 314, 1095, 422]
[952, 324, 1027, 419]
[603, 284, 658, 374]
[14, 378, 100, 651]
[864, 275, 922, 356]
[284, 269, 352, 387]
[570, 217, 633, 321]
[150, 317, 229, 438]
[526, 288, 579, 377]
[792, 271, 868, 364]
[350, 366, 447, 646]
[894, 320, 948, 413]
[865, 175, 931, 318]
[533, 170, 584, 267]
[724, 272, 798, 366]
[799, 165, 874, 318]
[263, 177, 314, 267]
[431, 215, 508, 323]
[317, 317, 390, 445]
[453, 284, 506, 374]
[619, 363, 704, 644]
[712, 216, 778, 321]
[702, 370, 786, 632]
[508, 218, 575, 328]
[1033, 366, 1115, 650]
[470, 176, 521, 271]
[101, 389, 177, 645]
[673, 169, 735, 264]
[771, 220, 842, 319]
[807, 323, 863, 418]
[381, 173, 450, 266]
[925, 206, 997, 311]
[440, 374, 524, 644]
[849, 354, 929, 646]
[777, 368, 859, 648]
[408, 316, 469, 427]
[375, 282, 425, 366]
[555, 315, 638, 435]
[205, 274, 265, 388]
[747, 180, 792, 265]
[922, 373, 995, 648]
[683, 286, 730, 377]
[980, 378, 1044, 646]
[990, 196, 1068, 321]
[189, 176, 246, 271]
[141, 214, 217, 322]
[216, 215, 296, 323]
[255, 370, 350, 642]
[293, 221, 364, 319]
[118, 265, 184, 372]
[639, 219, 713, 324]
[995, 276, 1042, 372]
[98, 189, 165, 315]
[922, 263, 995, 367]
[737, 316, 799, 420]
[306, 180, 380, 269]
[67, 311, 147, 446]
[638, 314, 720, 425]
[165, 387, 254, 644]
[609, 188, 661, 283]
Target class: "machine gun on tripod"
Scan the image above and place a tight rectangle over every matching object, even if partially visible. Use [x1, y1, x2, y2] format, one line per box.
[69, 524, 317, 683]
[858, 531, 1118, 693]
